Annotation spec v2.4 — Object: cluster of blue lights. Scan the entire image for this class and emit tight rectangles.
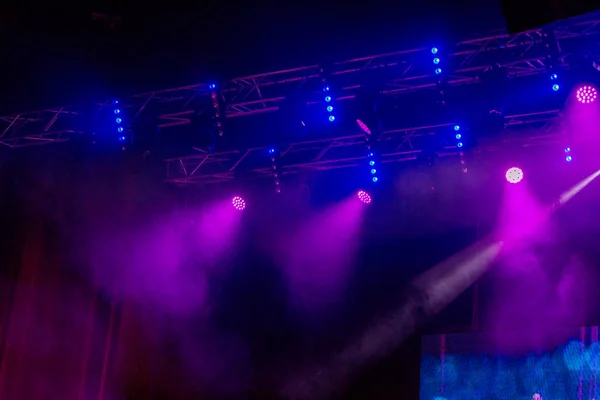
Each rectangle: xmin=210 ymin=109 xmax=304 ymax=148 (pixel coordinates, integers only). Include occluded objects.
xmin=112 ymin=100 xmax=127 ymax=142
xmin=454 ymin=124 xmax=463 ymax=148
xmin=564 ymin=146 xmax=572 ymax=162
xmin=368 ymin=151 xmax=378 ymax=183
xmin=432 ymin=47 xmax=442 ymax=75
xmin=550 ymin=73 xmax=560 ymax=92
xmin=324 ymin=85 xmax=335 ymax=122
xmin=454 ymin=124 xmax=468 ymax=173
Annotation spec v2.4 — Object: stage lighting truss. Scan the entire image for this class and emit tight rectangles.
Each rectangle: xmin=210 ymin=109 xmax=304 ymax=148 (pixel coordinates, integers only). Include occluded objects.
xmin=268 ymin=147 xmax=282 ymax=193
xmin=165 ymin=110 xmax=562 ymax=184
xmin=2 ymin=16 xmax=600 ymax=148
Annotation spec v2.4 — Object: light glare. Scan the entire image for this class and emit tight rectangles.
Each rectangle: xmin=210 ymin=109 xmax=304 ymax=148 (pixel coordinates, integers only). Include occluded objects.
xmin=357 ymin=190 xmax=372 ymax=204
xmin=232 ymin=196 xmax=246 ymax=211
xmin=576 ymin=85 xmax=597 ymax=104
xmin=505 ymin=167 xmax=523 ymax=184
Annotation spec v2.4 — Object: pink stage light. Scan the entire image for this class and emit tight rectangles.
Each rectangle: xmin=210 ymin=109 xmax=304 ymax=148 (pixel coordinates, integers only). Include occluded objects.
xmin=505 ymin=167 xmax=523 ymax=184
xmin=356 ymin=119 xmax=372 ymax=135
xmin=357 ymin=190 xmax=372 ymax=204
xmin=576 ymin=85 xmax=597 ymax=104
xmin=232 ymin=196 xmax=246 ymax=211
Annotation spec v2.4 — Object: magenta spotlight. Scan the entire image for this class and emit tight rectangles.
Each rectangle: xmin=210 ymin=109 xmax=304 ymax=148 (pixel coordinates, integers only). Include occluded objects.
xmin=357 ymin=190 xmax=372 ymax=204
xmin=232 ymin=196 xmax=246 ymax=211
xmin=576 ymin=85 xmax=597 ymax=104
xmin=356 ymin=119 xmax=372 ymax=135
xmin=505 ymin=167 xmax=523 ymax=184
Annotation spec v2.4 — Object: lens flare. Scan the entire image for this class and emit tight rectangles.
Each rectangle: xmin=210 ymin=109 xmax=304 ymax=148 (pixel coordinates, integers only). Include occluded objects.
xmin=505 ymin=167 xmax=523 ymax=184
xmin=357 ymin=190 xmax=372 ymax=204
xmin=232 ymin=196 xmax=246 ymax=211
xmin=576 ymin=85 xmax=597 ymax=104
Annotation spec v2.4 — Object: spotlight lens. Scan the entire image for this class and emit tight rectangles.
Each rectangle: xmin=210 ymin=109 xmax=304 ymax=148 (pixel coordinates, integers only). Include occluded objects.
xmin=357 ymin=190 xmax=372 ymax=204
xmin=566 ymin=155 xmax=572 ymax=162
xmin=505 ymin=167 xmax=523 ymax=184
xmin=435 ymin=68 xmax=442 ymax=74
xmin=550 ymin=73 xmax=558 ymax=80
xmin=116 ymin=118 xmax=122 ymax=123
xmin=369 ymin=160 xmax=375 ymax=166
xmin=372 ymin=177 xmax=378 ymax=182
xmin=576 ymin=85 xmax=597 ymax=103
xmin=329 ymin=115 xmax=335 ymax=122
xmin=457 ymin=142 xmax=463 ymax=148
xmin=431 ymin=47 xmax=438 ymax=54
xmin=327 ymin=105 xmax=333 ymax=112
xmin=454 ymin=125 xmax=460 ymax=131
xmin=455 ymin=133 xmax=462 ymax=140
xmin=232 ymin=196 xmax=246 ymax=211
xmin=114 ymin=109 xmax=121 ymax=114
xmin=325 ymin=96 xmax=332 ymax=102
xmin=117 ymin=127 xmax=124 ymax=133
xmin=564 ymin=147 xmax=571 ymax=153
xmin=552 ymin=84 xmax=560 ymax=91
xmin=433 ymin=58 xmax=440 ymax=64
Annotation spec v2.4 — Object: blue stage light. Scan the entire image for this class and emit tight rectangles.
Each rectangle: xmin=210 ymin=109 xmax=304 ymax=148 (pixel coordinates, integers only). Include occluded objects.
xmin=117 ymin=127 xmax=124 ymax=133
xmin=431 ymin=47 xmax=438 ymax=54
xmin=118 ymin=136 xmax=126 ymax=141
xmin=372 ymin=177 xmax=378 ymax=182
xmin=454 ymin=125 xmax=460 ymax=131
xmin=209 ymin=83 xmax=216 ymax=90
xmin=114 ymin=109 xmax=121 ymax=114
xmin=433 ymin=58 xmax=440 ymax=64
xmin=116 ymin=118 xmax=122 ymax=124
xmin=268 ymin=148 xmax=276 ymax=154
xmin=565 ymin=147 xmax=571 ymax=153
xmin=435 ymin=68 xmax=442 ymax=74
xmin=112 ymin=100 xmax=119 ymax=105
xmin=552 ymin=84 xmax=560 ymax=91
xmin=325 ymin=96 xmax=332 ymax=102
xmin=369 ymin=160 xmax=375 ymax=166
xmin=370 ymin=169 xmax=377 ymax=174
xmin=455 ymin=133 xmax=462 ymax=140
xmin=457 ymin=142 xmax=463 ymax=148
xmin=327 ymin=106 xmax=333 ymax=112
xmin=323 ymin=86 xmax=330 ymax=92
xmin=566 ymin=155 xmax=572 ymax=162
xmin=329 ymin=115 xmax=335 ymax=122
xmin=550 ymin=73 xmax=558 ymax=80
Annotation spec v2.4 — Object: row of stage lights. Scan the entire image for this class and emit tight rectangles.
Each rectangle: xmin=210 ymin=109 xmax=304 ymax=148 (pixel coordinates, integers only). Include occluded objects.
xmin=562 ymin=85 xmax=597 ymax=164
xmin=230 ymin=164 xmax=530 ymax=212
xmin=324 ymin=84 xmax=335 ymax=122
xmin=107 ymin=51 xmax=598 ymax=196
xmin=112 ymin=100 xmax=127 ymax=146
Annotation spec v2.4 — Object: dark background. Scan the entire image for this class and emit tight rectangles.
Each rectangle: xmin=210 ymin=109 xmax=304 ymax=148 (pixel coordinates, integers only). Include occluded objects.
xmin=0 ymin=0 xmax=506 ymax=114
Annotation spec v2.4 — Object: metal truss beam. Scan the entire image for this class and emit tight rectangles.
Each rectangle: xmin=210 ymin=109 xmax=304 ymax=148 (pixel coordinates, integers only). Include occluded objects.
xmin=1 ymin=16 xmax=598 ymax=147
xmin=164 ymin=109 xmax=563 ymax=185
